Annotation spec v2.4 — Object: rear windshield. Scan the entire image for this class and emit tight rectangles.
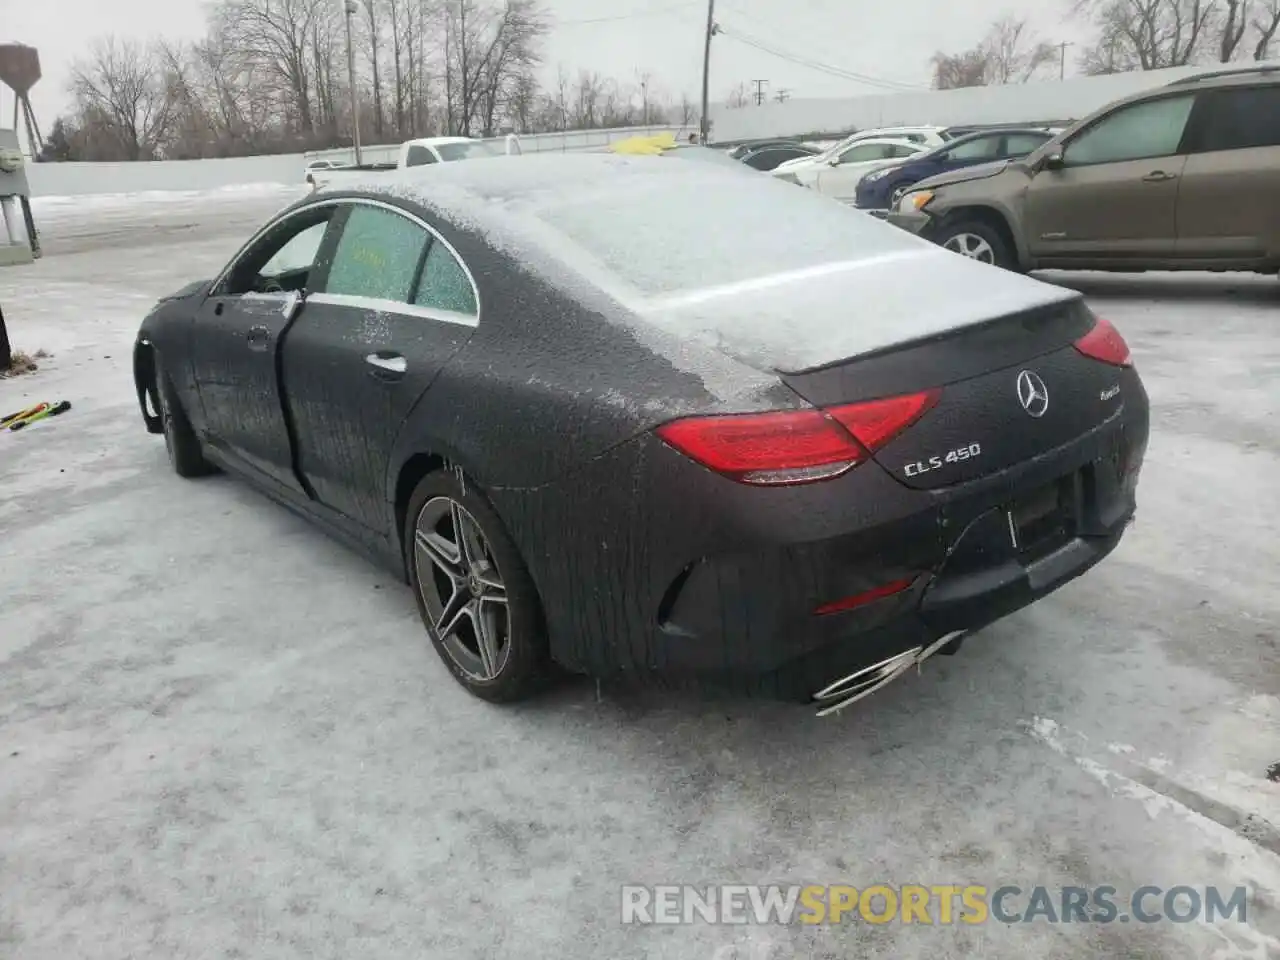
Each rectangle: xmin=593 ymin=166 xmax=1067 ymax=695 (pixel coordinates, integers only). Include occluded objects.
xmin=437 ymin=141 xmax=503 ymax=161
xmin=531 ymin=175 xmax=918 ymax=297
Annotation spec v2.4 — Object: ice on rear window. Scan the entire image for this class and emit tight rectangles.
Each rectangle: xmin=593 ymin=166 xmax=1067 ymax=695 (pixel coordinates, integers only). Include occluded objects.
xmin=529 ymin=176 xmax=921 ymax=296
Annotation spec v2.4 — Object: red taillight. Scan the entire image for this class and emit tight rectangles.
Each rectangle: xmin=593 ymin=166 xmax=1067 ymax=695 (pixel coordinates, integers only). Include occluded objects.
xmin=828 ymin=389 xmax=941 ymax=452
xmin=1074 ymin=317 xmax=1132 ymax=367
xmin=814 ymin=577 xmax=916 ymax=616
xmin=655 ymin=389 xmax=940 ymax=486
xmin=655 ymin=409 xmax=865 ymax=485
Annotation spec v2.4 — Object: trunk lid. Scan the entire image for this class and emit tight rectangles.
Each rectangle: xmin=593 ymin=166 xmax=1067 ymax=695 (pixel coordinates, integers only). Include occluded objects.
xmin=782 ymin=299 xmax=1125 ymax=490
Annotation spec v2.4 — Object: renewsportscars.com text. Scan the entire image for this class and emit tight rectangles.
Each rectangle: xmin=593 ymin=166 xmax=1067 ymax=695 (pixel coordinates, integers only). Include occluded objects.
xmin=621 ymin=884 xmax=1249 ymax=926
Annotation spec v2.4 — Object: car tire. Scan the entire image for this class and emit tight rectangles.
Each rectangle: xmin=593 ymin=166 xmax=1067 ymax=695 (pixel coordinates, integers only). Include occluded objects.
xmin=933 ymin=219 xmax=1017 ymax=271
xmin=154 ymin=355 xmax=216 ymax=478
xmin=404 ymin=470 xmax=550 ymax=703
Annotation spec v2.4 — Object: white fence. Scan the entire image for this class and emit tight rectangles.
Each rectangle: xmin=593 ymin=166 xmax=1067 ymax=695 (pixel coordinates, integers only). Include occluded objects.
xmin=708 ymin=61 xmax=1280 ymax=141
xmin=302 ymin=124 xmax=696 ymax=166
xmin=21 ymin=125 xmax=697 ymax=198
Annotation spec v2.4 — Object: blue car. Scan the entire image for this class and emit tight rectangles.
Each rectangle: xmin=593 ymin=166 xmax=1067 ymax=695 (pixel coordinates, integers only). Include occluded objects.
xmin=854 ymin=128 xmax=1056 ymax=213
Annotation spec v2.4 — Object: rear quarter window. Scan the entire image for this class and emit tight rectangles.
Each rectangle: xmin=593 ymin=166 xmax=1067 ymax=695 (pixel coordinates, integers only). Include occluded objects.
xmin=1197 ymin=86 xmax=1280 ymax=151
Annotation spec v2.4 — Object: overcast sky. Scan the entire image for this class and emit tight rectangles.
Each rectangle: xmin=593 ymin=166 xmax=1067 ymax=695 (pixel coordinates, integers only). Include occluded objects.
xmin=4 ymin=0 xmax=1092 ymax=132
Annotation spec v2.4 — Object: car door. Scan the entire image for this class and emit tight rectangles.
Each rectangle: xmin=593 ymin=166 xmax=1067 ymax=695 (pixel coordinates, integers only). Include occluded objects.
xmin=816 ymin=143 xmax=896 ymax=198
xmin=190 ymin=204 xmax=343 ymax=495
xmin=280 ymin=200 xmax=479 ymax=533
xmin=1174 ymin=84 xmax=1280 ymax=260
xmin=1022 ymin=92 xmax=1197 ymax=260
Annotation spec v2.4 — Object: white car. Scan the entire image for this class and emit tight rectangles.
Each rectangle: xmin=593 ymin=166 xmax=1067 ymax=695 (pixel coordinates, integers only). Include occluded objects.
xmin=772 ymin=126 xmax=948 ymax=178
xmin=306 ymin=136 xmax=508 ymax=190
xmin=771 ymin=138 xmax=927 ymax=202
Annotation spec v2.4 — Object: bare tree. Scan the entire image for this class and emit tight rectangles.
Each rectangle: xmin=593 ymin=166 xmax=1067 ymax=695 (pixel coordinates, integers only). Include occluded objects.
xmin=676 ymin=92 xmax=697 ymax=127
xmin=1218 ymin=0 xmax=1250 ymax=59
xmin=725 ymin=81 xmax=750 ymax=108
xmin=69 ymin=37 xmax=176 ymax=160
xmin=930 ymin=15 xmax=1059 ymax=87
xmin=1073 ymin=0 xmax=1216 ymax=73
xmin=1253 ymin=0 xmax=1280 ymax=57
xmin=572 ymin=70 xmax=603 ymax=127
xmin=362 ymin=0 xmax=385 ymax=137
xmin=218 ymin=0 xmax=324 ymax=133
xmin=985 ymin=15 xmax=1060 ymax=81
xmin=931 ymin=49 xmax=992 ymax=87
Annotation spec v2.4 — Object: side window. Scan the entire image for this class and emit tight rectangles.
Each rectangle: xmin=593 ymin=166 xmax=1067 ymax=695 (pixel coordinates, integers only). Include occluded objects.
xmin=405 ymin=144 xmax=437 ymax=167
xmin=1002 ymin=133 xmax=1050 ymax=157
xmin=905 ymin=134 xmax=927 ymax=143
xmin=325 ymin=205 xmax=430 ymax=302
xmin=1063 ymin=94 xmax=1195 ymax=166
xmin=743 ymin=149 xmax=789 ymax=169
xmin=414 ymin=240 xmax=477 ymax=316
xmin=1197 ymin=87 xmax=1280 ymax=151
xmin=260 ymin=222 xmax=329 ymax=280
xmin=943 ymin=136 xmax=1001 ymax=161
xmin=221 ymin=209 xmax=338 ymax=296
xmin=841 ymin=144 xmax=881 ymax=163
xmin=890 ymin=144 xmax=920 ymax=158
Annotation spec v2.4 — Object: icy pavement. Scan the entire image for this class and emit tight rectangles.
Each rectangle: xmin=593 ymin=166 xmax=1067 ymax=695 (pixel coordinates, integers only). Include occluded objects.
xmin=1 ymin=192 xmax=1278 ymax=960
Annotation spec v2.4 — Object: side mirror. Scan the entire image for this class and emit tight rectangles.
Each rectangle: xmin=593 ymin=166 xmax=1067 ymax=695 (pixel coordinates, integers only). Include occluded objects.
xmin=1043 ymin=152 xmax=1065 ymax=171
xmin=827 ymin=156 xmax=841 ymax=166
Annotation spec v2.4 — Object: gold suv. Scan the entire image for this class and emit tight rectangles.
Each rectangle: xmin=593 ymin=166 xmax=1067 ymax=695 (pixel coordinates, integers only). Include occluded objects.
xmin=885 ymin=65 xmax=1280 ymax=276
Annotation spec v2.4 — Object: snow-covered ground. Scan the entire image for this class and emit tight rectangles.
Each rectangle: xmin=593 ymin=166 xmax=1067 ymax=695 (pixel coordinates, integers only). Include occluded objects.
xmin=1 ymin=189 xmax=1278 ymax=960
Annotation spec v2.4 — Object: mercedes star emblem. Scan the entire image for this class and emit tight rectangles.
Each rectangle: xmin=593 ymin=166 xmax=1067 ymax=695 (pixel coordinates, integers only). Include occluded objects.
xmin=1016 ymin=370 xmax=1049 ymax=418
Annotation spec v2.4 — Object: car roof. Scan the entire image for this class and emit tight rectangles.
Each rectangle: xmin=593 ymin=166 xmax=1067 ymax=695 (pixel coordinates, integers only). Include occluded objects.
xmin=405 ymin=136 xmax=477 ymax=147
xmin=836 ymin=137 xmax=927 ymax=149
xmin=915 ymin=126 xmax=1053 ymax=154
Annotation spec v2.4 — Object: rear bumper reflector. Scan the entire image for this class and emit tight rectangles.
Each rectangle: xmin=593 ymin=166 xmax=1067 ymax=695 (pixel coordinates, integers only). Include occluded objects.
xmin=814 ymin=576 xmax=916 ymax=616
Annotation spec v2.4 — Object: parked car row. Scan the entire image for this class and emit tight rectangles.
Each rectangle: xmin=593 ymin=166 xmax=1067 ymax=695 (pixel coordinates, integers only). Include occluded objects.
xmin=885 ymin=65 xmax=1280 ymax=276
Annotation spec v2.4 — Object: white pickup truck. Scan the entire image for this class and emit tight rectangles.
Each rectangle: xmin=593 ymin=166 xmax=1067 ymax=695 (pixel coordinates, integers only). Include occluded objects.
xmin=305 ymin=135 xmax=518 ymax=190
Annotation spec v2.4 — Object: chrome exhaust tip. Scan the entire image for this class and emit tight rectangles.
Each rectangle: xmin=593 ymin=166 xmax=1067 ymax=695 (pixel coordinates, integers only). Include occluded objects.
xmin=813 ymin=647 xmax=921 ymax=718
xmin=812 ymin=630 xmax=968 ymax=718
xmin=917 ymin=629 xmax=967 ymax=663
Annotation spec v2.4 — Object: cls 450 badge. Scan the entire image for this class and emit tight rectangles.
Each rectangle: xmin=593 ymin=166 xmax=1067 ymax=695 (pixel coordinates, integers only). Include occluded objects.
xmin=903 ymin=443 xmax=982 ymax=478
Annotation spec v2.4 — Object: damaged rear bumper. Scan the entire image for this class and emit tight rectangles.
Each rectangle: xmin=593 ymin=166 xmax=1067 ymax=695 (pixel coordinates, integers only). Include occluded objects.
xmin=491 ymin=395 xmax=1147 ymax=706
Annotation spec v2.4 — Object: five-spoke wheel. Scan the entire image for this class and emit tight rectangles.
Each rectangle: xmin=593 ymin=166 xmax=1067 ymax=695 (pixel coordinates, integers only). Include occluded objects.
xmin=404 ymin=470 xmax=548 ymax=702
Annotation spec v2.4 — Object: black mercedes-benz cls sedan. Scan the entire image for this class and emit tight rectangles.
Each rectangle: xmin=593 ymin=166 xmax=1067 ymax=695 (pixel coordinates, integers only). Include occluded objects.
xmin=133 ymin=152 xmax=1148 ymax=715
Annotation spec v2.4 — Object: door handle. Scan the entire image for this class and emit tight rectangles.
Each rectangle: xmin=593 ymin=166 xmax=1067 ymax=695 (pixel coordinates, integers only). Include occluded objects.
xmin=1142 ymin=171 xmax=1177 ymax=182
xmin=365 ymin=352 xmax=407 ymax=378
xmin=246 ymin=325 xmax=271 ymax=351
xmin=214 ymin=301 xmax=225 ymax=316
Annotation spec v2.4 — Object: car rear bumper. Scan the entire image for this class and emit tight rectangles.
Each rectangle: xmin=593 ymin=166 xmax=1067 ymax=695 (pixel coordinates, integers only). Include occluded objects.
xmin=491 ymin=376 xmax=1148 ymax=702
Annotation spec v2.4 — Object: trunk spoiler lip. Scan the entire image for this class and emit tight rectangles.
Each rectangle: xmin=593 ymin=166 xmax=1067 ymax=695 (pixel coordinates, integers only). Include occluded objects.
xmin=773 ymin=295 xmax=1092 ymax=378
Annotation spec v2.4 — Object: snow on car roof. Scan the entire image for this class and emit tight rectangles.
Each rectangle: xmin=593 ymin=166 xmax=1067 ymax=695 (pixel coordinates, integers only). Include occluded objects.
xmin=337 ymin=153 xmax=1078 ymax=376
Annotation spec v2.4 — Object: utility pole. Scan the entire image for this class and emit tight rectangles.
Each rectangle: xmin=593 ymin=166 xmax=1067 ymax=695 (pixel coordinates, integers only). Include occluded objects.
xmin=1057 ymin=41 xmax=1074 ymax=80
xmin=774 ymin=88 xmax=792 ymax=104
xmin=751 ymin=79 xmax=768 ymax=105
xmin=343 ymin=0 xmax=363 ymax=165
xmin=699 ymin=0 xmax=718 ymax=143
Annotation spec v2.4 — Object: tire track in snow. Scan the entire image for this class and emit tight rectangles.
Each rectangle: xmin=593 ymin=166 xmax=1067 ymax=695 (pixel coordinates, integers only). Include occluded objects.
xmin=1024 ymin=715 xmax=1280 ymax=958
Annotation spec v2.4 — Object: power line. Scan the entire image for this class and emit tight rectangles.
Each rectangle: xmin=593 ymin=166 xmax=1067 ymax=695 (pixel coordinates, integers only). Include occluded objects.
xmin=556 ymin=3 xmax=700 ymax=26
xmin=719 ymin=25 xmax=927 ymax=91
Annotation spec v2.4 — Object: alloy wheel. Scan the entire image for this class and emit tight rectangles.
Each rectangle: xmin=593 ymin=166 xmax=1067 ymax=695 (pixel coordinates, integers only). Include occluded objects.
xmin=942 ymin=232 xmax=996 ymax=263
xmin=413 ymin=495 xmax=511 ymax=681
